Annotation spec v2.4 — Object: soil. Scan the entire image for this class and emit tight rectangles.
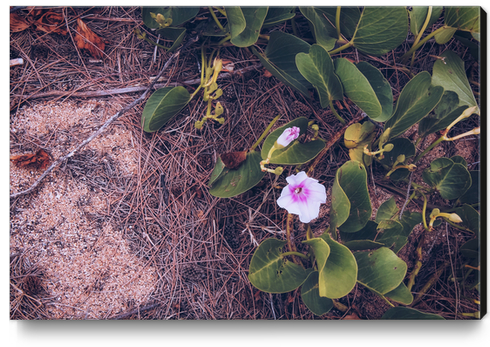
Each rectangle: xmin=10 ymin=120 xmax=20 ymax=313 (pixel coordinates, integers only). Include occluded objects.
xmin=9 ymin=7 xmax=481 ymax=320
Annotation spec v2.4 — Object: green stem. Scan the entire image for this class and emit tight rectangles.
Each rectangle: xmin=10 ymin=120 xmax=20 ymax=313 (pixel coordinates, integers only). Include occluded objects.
xmin=335 ymin=7 xmax=342 ymax=41
xmin=282 ymin=251 xmax=309 ymax=260
xmin=217 ymin=34 xmax=231 ymax=46
xmin=421 ymin=192 xmax=430 ymax=232
xmin=250 ymin=114 xmax=282 ymax=151
xmin=410 ymin=6 xmax=432 ymax=68
xmin=328 ymin=40 xmax=354 ymax=55
xmin=208 ymin=6 xmax=225 ymax=32
xmin=400 ymin=25 xmax=448 ymax=62
xmin=329 ymin=99 xmax=346 ymax=124
xmin=214 ymin=6 xmax=226 ymax=17
xmin=413 ymin=135 xmax=445 ymax=164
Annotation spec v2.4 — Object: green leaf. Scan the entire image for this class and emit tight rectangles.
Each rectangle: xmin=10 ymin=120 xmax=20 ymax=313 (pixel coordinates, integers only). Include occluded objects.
xmin=208 ymin=155 xmax=226 ymax=187
xmin=351 ymin=7 xmax=408 ymax=56
xmin=381 ymin=307 xmax=445 ymax=320
xmin=303 ymin=238 xmax=330 ymax=295
xmin=252 ymin=31 xmax=312 ymax=98
xmin=434 ymin=27 xmax=458 ymax=44
xmin=379 ymin=138 xmax=416 ymax=181
xmin=341 ymin=221 xmax=384 ymax=251
xmin=399 ymin=211 xmax=422 ymax=238
xmin=384 ymin=72 xmax=444 ymax=140
xmin=376 ymin=197 xmax=399 ymax=223
xmin=263 ymin=7 xmax=295 ymax=27
xmin=458 ymin=171 xmax=480 ymax=205
xmin=301 ymin=271 xmax=334 ymax=316
xmin=261 ymin=117 xmax=325 ymax=165
xmin=156 ymin=27 xmax=187 ymax=52
xmin=141 ymin=86 xmax=191 ymax=132
xmin=320 ymin=7 xmax=361 ymax=39
xmin=248 ymin=238 xmax=312 ymax=293
xmin=334 ymin=59 xmax=392 ymax=122
xmin=318 ymin=233 xmax=358 ymax=299
xmin=445 ymin=7 xmax=480 ymax=40
xmin=432 ymin=50 xmax=479 ymax=110
xmin=418 ymin=92 xmax=467 ymax=138
xmin=384 ymin=282 xmax=413 ymax=305
xmin=226 ymin=7 xmax=268 ymax=47
xmin=376 ymin=219 xmax=407 ymax=254
xmin=295 ymin=44 xmax=343 ymax=108
xmin=330 ymin=164 xmax=351 ymax=232
xmin=209 ymin=151 xmax=265 ymax=198
xmin=333 ymin=161 xmax=372 ymax=233
xmin=142 ymin=7 xmax=199 ymax=28
xmin=454 ymin=204 xmax=480 ymax=235
xmin=355 ymin=247 xmax=407 ymax=296
xmin=422 ymin=157 xmax=472 ymax=200
xmin=460 ymin=238 xmax=479 ymax=259
xmin=298 ymin=7 xmax=338 ymax=51
xmin=409 ymin=7 xmax=443 ymax=36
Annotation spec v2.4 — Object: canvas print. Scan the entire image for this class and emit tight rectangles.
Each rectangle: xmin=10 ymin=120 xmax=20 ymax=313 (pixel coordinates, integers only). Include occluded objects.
xmin=10 ymin=6 xmax=483 ymax=320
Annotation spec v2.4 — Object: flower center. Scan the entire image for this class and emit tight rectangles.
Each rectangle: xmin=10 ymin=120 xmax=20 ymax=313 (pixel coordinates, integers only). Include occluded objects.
xmin=294 ymin=187 xmax=302 ymax=194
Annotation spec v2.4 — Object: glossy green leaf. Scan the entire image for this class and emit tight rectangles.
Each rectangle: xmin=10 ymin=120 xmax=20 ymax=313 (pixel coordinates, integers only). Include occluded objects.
xmin=156 ymin=27 xmax=187 ymax=52
xmin=318 ymin=233 xmax=358 ymax=299
xmin=432 ymin=50 xmax=479 ymax=110
xmin=227 ymin=7 xmax=268 ymax=47
xmin=418 ymin=92 xmax=467 ymax=138
xmin=333 ymin=161 xmax=372 ymax=233
xmin=399 ymin=211 xmax=422 ymax=238
xmin=422 ymin=157 xmax=472 ymax=200
xmin=141 ymin=86 xmax=191 ymax=132
xmin=263 ymin=7 xmax=295 ymax=27
xmin=303 ymin=238 xmax=330 ymax=295
xmin=208 ymin=155 xmax=226 ymax=187
xmin=355 ymin=247 xmax=407 ymax=296
xmin=261 ymin=117 xmax=325 ymax=165
xmin=252 ymin=31 xmax=312 ymax=98
xmin=330 ymin=165 xmax=351 ymax=232
xmin=301 ymin=271 xmax=334 ymax=316
xmin=384 ymin=72 xmax=444 ymax=140
xmin=381 ymin=307 xmax=445 ymax=320
xmin=298 ymin=7 xmax=337 ymax=51
xmin=375 ymin=197 xmax=398 ymax=223
xmin=334 ymin=59 xmax=393 ymax=122
xmin=378 ymin=138 xmax=416 ymax=181
xmin=351 ymin=7 xmax=408 ymax=56
xmin=458 ymin=171 xmax=480 ymax=205
xmin=384 ymin=282 xmax=413 ymax=305
xmin=209 ymin=151 xmax=265 ymax=198
xmin=320 ymin=7 xmax=361 ymax=39
xmin=248 ymin=238 xmax=312 ymax=293
xmin=409 ymin=7 xmax=443 ymax=36
xmin=434 ymin=27 xmax=458 ymax=44
xmin=142 ymin=7 xmax=199 ymax=28
xmin=460 ymin=238 xmax=479 ymax=259
xmin=341 ymin=221 xmax=382 ymax=251
xmin=296 ymin=44 xmax=343 ymax=108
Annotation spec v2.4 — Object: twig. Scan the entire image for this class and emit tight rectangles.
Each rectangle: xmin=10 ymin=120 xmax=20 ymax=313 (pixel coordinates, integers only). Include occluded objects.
xmin=11 ymin=64 xmax=262 ymax=101
xmin=10 ymin=35 xmax=199 ymax=200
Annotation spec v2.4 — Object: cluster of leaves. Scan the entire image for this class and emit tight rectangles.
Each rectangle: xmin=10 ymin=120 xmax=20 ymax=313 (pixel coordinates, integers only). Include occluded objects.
xmin=137 ymin=6 xmax=481 ymax=319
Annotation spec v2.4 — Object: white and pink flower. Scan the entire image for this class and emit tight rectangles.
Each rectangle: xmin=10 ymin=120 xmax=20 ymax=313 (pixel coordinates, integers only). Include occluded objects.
xmin=277 ymin=171 xmax=326 ymax=223
xmin=276 ymin=126 xmax=300 ymax=148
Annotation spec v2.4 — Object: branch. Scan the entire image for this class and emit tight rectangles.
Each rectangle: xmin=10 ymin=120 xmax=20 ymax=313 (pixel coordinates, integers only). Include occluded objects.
xmin=10 ymin=35 xmax=199 ymax=200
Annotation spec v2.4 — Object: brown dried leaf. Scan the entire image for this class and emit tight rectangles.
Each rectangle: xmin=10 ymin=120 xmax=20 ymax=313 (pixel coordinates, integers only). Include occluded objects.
xmin=220 ymin=151 xmax=247 ymax=170
xmin=74 ymin=18 xmax=105 ymax=59
xmin=10 ymin=12 xmax=31 ymax=32
xmin=33 ymin=10 xmax=67 ymax=35
xmin=11 ymin=149 xmax=51 ymax=170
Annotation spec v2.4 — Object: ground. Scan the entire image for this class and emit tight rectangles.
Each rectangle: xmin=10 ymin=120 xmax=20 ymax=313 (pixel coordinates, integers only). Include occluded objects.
xmin=9 ymin=7 xmax=481 ymax=320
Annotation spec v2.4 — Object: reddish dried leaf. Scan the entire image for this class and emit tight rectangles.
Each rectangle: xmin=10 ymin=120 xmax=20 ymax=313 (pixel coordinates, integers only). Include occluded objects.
xmin=74 ymin=18 xmax=105 ymax=59
xmin=33 ymin=10 xmax=67 ymax=35
xmin=263 ymin=69 xmax=273 ymax=78
xmin=10 ymin=12 xmax=31 ymax=32
xmin=11 ymin=149 xmax=51 ymax=170
xmin=220 ymin=151 xmax=247 ymax=169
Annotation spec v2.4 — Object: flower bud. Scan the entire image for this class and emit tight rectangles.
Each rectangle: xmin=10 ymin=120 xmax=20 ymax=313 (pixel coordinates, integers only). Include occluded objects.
xmin=275 ymin=126 xmax=300 ymax=148
xmin=274 ymin=166 xmax=284 ymax=175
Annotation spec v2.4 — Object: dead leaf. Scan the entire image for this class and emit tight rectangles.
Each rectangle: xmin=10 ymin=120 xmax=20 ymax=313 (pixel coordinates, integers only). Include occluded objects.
xmin=11 ymin=149 xmax=51 ymax=170
xmin=263 ymin=69 xmax=273 ymax=78
xmin=220 ymin=151 xmax=247 ymax=170
xmin=74 ymin=18 xmax=105 ymax=59
xmin=10 ymin=12 xmax=31 ymax=32
xmin=33 ymin=10 xmax=67 ymax=35
xmin=342 ymin=313 xmax=361 ymax=320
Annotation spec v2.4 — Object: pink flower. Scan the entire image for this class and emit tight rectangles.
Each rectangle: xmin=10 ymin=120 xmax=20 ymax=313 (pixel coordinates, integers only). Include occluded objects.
xmin=277 ymin=171 xmax=326 ymax=223
xmin=276 ymin=126 xmax=300 ymax=148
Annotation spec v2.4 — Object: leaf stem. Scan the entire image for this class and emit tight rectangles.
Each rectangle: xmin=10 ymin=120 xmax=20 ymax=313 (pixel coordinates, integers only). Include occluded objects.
xmin=400 ymin=25 xmax=447 ymax=63
xmin=208 ymin=6 xmax=225 ymax=32
xmin=250 ymin=114 xmax=282 ymax=151
xmin=281 ymin=251 xmax=309 ymax=260
xmin=328 ymin=40 xmax=354 ymax=55
xmin=410 ymin=6 xmax=433 ymax=68
xmin=329 ymin=99 xmax=346 ymax=124
xmin=335 ymin=7 xmax=342 ymax=41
